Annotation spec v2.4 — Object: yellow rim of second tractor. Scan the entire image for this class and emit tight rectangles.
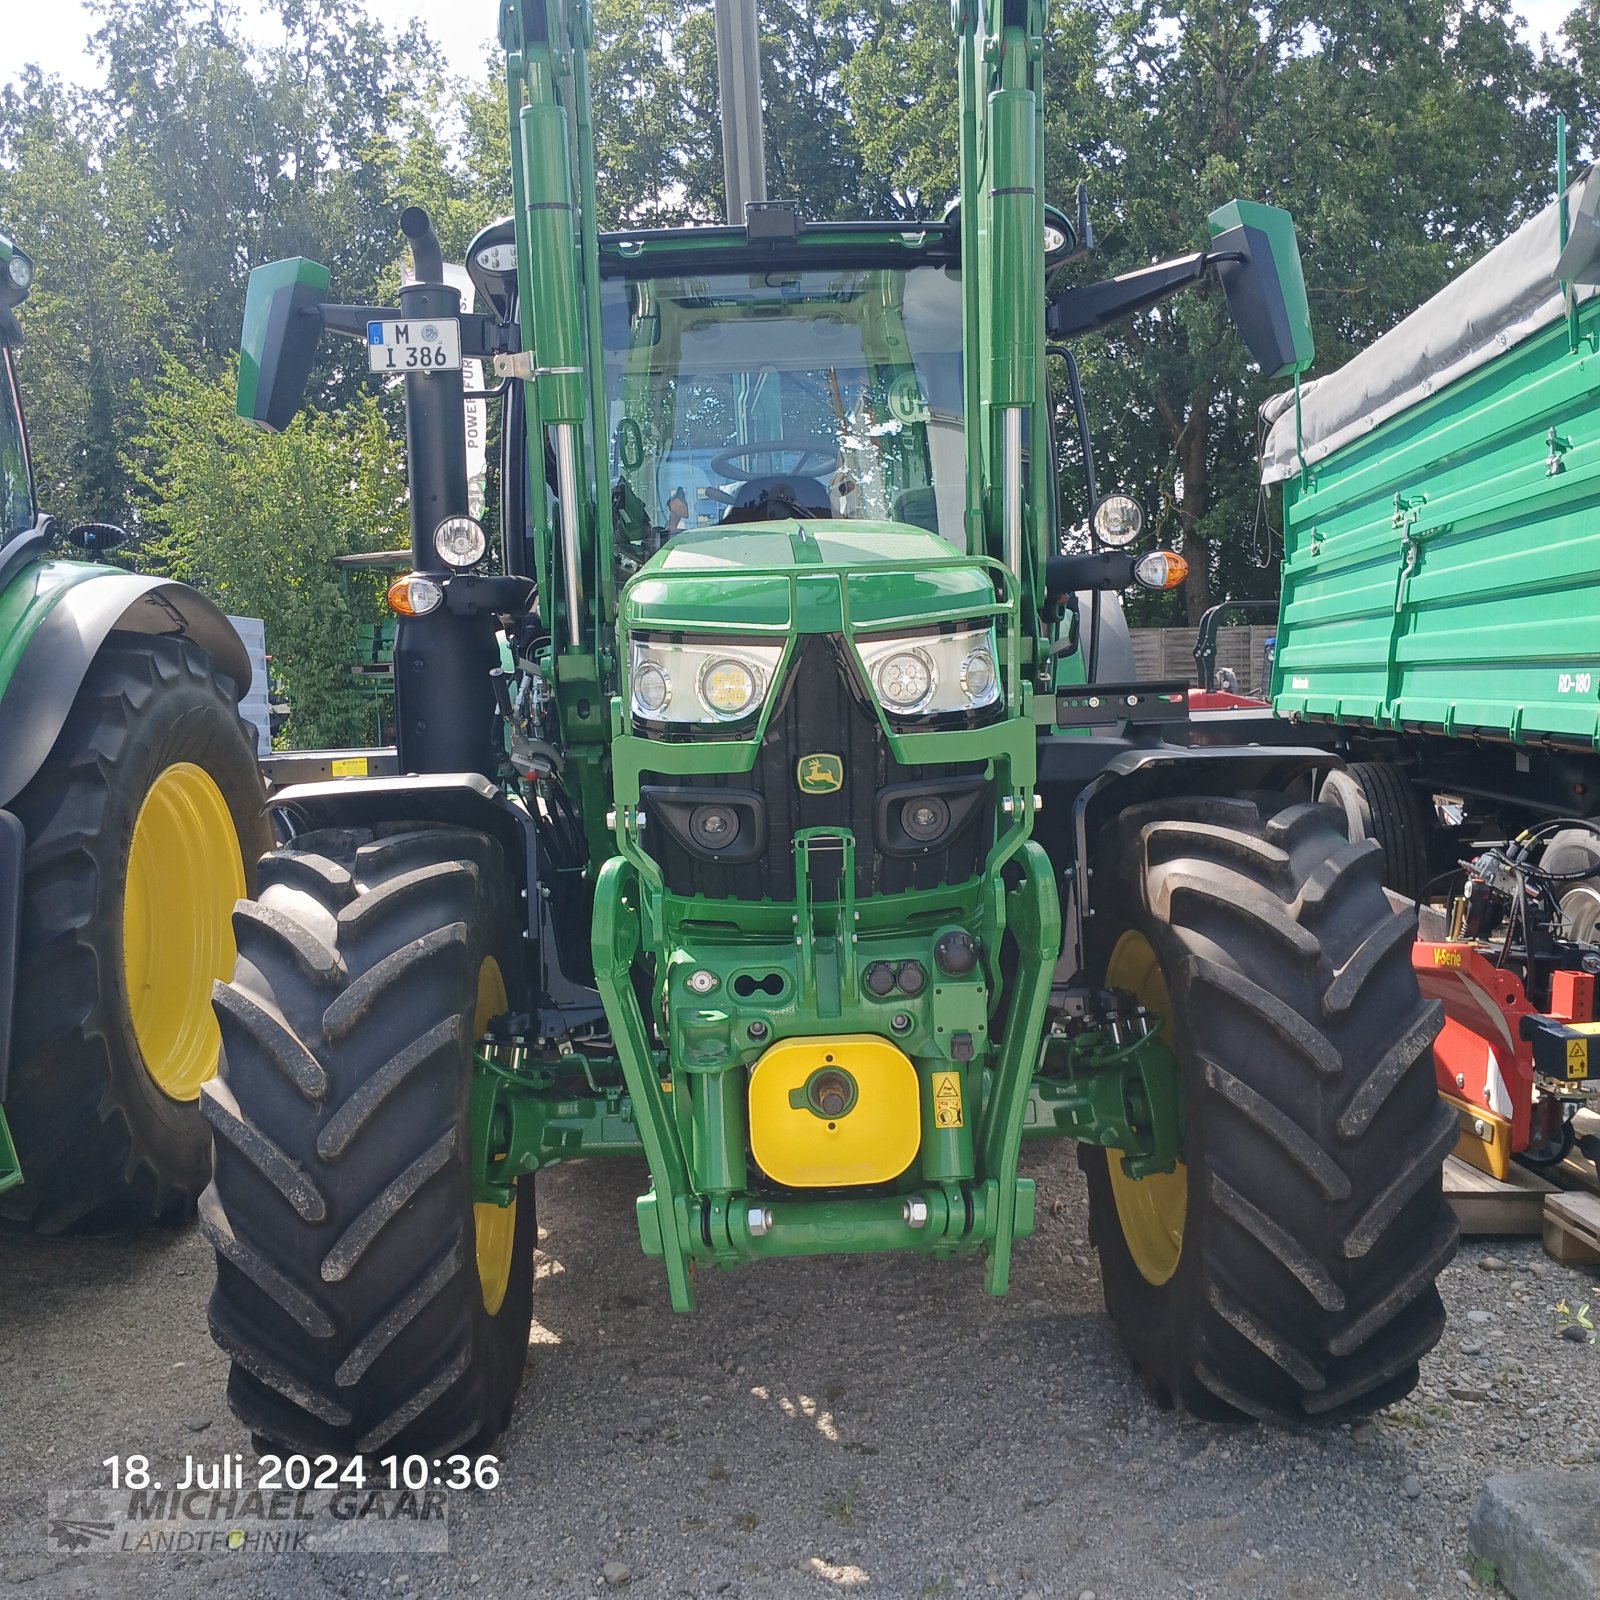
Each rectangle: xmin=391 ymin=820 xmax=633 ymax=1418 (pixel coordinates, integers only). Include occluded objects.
xmin=122 ymin=761 xmax=244 ymax=1102
xmin=473 ymin=956 xmax=517 ymax=1316
xmin=1104 ymin=928 xmax=1188 ymax=1287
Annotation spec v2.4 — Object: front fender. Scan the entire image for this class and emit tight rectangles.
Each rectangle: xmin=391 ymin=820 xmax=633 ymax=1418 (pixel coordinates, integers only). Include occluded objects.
xmin=0 ymin=559 xmax=252 ymax=808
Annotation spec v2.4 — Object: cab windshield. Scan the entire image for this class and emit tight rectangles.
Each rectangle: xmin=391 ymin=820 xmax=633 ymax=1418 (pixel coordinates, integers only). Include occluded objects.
xmin=600 ymin=263 xmax=964 ymax=547
xmin=0 ymin=350 xmax=34 ymax=542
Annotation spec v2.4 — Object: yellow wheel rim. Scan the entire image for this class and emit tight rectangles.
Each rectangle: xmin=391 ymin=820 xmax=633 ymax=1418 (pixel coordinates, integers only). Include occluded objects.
xmin=472 ymin=956 xmax=516 ymax=1316
xmin=122 ymin=761 xmax=244 ymax=1102
xmin=1104 ymin=928 xmax=1187 ymax=1286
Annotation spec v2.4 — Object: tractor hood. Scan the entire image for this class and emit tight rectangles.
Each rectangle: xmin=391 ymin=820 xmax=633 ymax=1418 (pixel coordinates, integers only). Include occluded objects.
xmin=623 ymin=521 xmax=998 ymax=635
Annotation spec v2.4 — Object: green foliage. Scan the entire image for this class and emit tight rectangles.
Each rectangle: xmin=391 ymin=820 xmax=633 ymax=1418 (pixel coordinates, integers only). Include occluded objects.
xmin=1554 ymin=1298 xmax=1595 ymax=1338
xmin=1 ymin=0 xmax=1582 ymax=651
xmin=0 ymin=0 xmax=442 ymax=531
xmin=133 ymin=358 xmax=406 ymax=749
xmin=843 ymin=0 xmax=1557 ymax=618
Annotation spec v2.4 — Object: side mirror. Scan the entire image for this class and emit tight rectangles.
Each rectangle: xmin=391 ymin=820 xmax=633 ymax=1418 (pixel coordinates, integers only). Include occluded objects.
xmin=1 ymin=235 xmax=34 ymax=347
xmin=66 ymin=522 xmax=127 ymax=553
xmin=0 ymin=236 xmax=33 ymax=310
xmin=1207 ymin=201 xmax=1314 ymax=379
xmin=237 ymin=257 xmax=330 ymax=431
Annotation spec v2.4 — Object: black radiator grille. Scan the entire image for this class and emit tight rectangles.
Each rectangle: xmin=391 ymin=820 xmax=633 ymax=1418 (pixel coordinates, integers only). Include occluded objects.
xmin=641 ymin=636 xmax=992 ymax=903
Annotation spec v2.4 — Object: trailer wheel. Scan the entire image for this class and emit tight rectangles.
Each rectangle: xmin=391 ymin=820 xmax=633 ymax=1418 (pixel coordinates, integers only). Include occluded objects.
xmin=1 ymin=635 xmax=269 ymax=1233
xmin=1081 ymin=796 xmax=1457 ymax=1421
xmin=202 ymin=824 xmax=534 ymax=1456
xmin=1540 ymin=828 xmax=1600 ymax=944
xmin=1318 ymin=763 xmax=1431 ymax=903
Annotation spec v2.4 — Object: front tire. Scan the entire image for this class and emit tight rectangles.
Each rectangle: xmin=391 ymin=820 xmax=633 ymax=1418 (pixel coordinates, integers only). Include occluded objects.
xmin=202 ymin=824 xmax=535 ymax=1457
xmin=1082 ymin=796 xmax=1457 ymax=1421
xmin=2 ymin=635 xmax=269 ymax=1232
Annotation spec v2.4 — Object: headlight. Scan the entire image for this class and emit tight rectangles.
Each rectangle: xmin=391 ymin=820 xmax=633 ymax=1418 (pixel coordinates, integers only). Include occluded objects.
xmin=1092 ymin=493 xmax=1144 ymax=548
xmin=629 ymin=636 xmax=784 ymax=726
xmin=434 ymin=514 xmax=487 ymax=568
xmin=857 ymin=624 xmax=1002 ymax=720
xmin=873 ymin=647 xmax=936 ymax=713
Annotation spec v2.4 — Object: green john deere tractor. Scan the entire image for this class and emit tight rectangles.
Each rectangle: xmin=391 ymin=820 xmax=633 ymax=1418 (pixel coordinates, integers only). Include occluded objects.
xmin=203 ymin=0 xmax=1458 ymax=1455
xmin=0 ymin=232 xmax=270 ymax=1231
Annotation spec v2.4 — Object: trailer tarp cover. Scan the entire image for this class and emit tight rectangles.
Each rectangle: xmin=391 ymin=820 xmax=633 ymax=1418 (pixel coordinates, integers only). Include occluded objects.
xmin=1260 ymin=170 xmax=1599 ymax=484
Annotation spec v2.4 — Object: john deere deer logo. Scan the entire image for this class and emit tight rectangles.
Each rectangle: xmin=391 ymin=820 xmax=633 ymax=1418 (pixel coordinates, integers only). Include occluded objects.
xmin=797 ymin=754 xmax=843 ymax=794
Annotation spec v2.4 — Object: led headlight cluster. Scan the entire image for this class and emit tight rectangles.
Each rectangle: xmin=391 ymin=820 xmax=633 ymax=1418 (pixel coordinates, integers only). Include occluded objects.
xmin=629 ymin=636 xmax=784 ymax=725
xmin=856 ymin=624 xmax=1001 ymax=719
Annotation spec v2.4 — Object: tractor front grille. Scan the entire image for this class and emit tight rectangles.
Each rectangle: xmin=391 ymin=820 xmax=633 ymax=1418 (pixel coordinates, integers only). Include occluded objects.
xmin=640 ymin=636 xmax=992 ymax=903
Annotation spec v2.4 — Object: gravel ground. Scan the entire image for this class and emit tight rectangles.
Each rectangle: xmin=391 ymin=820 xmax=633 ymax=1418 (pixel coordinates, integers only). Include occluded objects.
xmin=2 ymin=1142 xmax=1598 ymax=1600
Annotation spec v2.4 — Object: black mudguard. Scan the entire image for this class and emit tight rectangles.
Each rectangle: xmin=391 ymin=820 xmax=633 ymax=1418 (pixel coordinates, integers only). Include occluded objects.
xmin=0 ymin=573 xmax=253 ymax=809
xmin=1036 ymin=737 xmax=1341 ymax=982
xmin=267 ymin=770 xmax=540 ymax=933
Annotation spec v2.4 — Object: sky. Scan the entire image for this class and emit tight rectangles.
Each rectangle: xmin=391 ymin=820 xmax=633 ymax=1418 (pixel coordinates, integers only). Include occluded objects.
xmin=2 ymin=0 xmax=1583 ymax=95
xmin=4 ymin=2 xmax=503 ymax=93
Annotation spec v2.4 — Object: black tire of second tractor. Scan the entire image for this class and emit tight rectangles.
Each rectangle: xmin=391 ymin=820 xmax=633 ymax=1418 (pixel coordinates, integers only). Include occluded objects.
xmin=1 ymin=634 xmax=269 ymax=1233
xmin=1318 ymin=762 xmax=1431 ymax=904
xmin=1081 ymin=796 xmax=1458 ymax=1422
xmin=202 ymin=824 xmax=536 ymax=1457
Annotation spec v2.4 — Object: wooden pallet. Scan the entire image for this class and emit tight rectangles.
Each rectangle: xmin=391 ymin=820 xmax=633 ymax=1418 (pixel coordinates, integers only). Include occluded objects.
xmin=1444 ymin=1155 xmax=1557 ymax=1236
xmin=1554 ymin=1108 xmax=1600 ymax=1198
xmin=1543 ymin=1190 xmax=1600 ymax=1266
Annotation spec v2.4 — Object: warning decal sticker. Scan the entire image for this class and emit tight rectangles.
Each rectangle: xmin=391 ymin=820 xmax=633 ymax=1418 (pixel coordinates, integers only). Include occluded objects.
xmin=932 ymin=1071 xmax=963 ymax=1129
xmin=1568 ymin=1038 xmax=1589 ymax=1081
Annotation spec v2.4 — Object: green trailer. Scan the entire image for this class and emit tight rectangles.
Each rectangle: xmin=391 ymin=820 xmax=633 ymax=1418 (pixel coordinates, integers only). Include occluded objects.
xmin=1261 ymin=155 xmax=1600 ymax=1178
xmin=1263 ymin=160 xmax=1600 ymax=875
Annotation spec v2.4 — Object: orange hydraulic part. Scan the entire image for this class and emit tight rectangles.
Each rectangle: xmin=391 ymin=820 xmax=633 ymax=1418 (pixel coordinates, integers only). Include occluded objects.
xmin=1414 ymin=940 xmax=1598 ymax=1178
xmin=1415 ymin=942 xmax=1536 ymax=1179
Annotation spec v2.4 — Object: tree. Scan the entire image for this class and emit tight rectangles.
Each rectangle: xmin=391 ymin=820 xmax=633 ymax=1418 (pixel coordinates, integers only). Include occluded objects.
xmin=843 ymin=0 xmax=1554 ymax=618
xmin=134 ymin=358 xmax=407 ymax=748
xmin=0 ymin=0 xmax=440 ymax=530
xmin=1078 ymin=0 xmax=1551 ymax=618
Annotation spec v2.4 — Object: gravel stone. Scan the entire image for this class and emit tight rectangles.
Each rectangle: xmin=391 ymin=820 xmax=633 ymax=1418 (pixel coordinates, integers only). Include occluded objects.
xmin=4 ymin=1155 xmax=1599 ymax=1600
xmin=1403 ymin=1474 xmax=1425 ymax=1500
xmin=1470 ymin=1471 xmax=1600 ymax=1600
xmin=602 ymin=1560 xmax=633 ymax=1585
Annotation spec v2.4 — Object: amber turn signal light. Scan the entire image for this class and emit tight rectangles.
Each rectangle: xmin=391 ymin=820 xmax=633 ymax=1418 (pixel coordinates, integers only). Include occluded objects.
xmin=1133 ymin=551 xmax=1188 ymax=590
xmin=386 ymin=573 xmax=444 ymax=616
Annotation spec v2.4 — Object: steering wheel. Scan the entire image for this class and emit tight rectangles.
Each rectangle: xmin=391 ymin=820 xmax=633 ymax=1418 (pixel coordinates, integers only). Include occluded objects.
xmin=709 ymin=439 xmax=841 ymax=482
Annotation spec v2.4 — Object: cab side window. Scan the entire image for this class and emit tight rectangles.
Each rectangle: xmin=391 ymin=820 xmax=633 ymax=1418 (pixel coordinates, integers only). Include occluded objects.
xmin=0 ymin=350 xmax=35 ymax=540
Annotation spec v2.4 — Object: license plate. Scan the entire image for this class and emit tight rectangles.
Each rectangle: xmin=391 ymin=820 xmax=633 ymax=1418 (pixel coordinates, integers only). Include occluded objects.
xmin=367 ymin=318 xmax=461 ymax=373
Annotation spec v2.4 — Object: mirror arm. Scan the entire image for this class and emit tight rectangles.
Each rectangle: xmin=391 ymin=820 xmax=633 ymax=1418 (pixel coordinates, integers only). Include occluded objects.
xmin=1043 ymin=551 xmax=1137 ymax=597
xmin=315 ymin=305 xmax=518 ymax=361
xmin=317 ymin=304 xmax=401 ymax=341
xmin=1046 ymin=251 xmax=1209 ymax=339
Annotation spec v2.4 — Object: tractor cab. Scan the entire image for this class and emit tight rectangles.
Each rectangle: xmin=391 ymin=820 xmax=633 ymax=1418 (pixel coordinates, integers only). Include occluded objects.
xmin=596 ymin=225 xmax=966 ymax=551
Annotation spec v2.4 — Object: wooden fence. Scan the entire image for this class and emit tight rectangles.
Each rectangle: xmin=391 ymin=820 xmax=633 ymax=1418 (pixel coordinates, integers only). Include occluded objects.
xmin=1128 ymin=625 xmax=1277 ymax=696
